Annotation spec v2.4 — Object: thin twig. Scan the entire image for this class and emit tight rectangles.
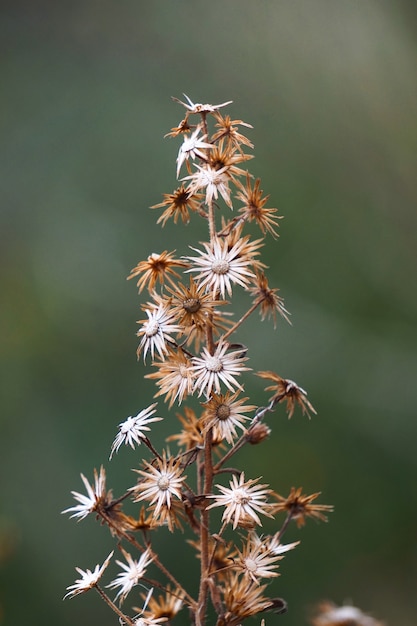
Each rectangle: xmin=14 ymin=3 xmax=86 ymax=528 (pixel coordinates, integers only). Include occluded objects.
xmin=222 ymin=299 xmax=261 ymax=341
xmin=94 ymin=585 xmax=135 ymax=625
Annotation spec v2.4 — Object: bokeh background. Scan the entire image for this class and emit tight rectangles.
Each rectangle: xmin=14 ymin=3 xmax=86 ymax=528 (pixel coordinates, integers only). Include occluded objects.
xmin=1 ymin=1 xmax=416 ymax=625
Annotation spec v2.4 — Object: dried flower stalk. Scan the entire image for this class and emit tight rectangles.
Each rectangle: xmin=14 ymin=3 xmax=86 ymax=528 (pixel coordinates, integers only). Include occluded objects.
xmin=63 ymin=95 xmax=336 ymax=626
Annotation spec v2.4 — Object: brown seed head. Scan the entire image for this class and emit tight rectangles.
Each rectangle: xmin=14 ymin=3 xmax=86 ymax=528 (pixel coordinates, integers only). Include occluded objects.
xmin=152 ymin=185 xmax=203 ymax=226
xmin=272 ymin=487 xmax=333 ymax=527
xmin=128 ymin=250 xmax=189 ymax=293
xmin=257 ymin=371 xmax=316 ymax=418
xmin=246 ymin=421 xmax=271 ymax=445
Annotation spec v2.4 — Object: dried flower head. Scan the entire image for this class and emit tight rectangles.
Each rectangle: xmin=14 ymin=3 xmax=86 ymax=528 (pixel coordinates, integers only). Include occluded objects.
xmin=62 ymin=466 xmax=111 ymax=521
xmin=222 ymin=573 xmax=274 ymax=624
xmin=207 ymin=139 xmax=252 ymax=179
xmin=185 ymin=235 xmax=262 ymax=298
xmin=212 ymin=113 xmax=254 ymax=150
xmin=272 ymin=487 xmax=333 ymax=527
xmin=311 ymin=602 xmax=384 ymax=626
xmin=64 ymin=551 xmax=113 ymax=599
xmin=137 ymin=302 xmax=181 ymax=362
xmin=208 ymin=472 xmax=274 ymax=530
xmin=164 ymin=116 xmax=193 ymax=138
xmin=152 ymin=185 xmax=203 ymax=226
xmin=249 ymin=271 xmax=291 ymax=326
xmin=107 ymin=547 xmax=153 ymax=604
xmin=183 ymin=163 xmax=233 ymax=208
xmin=146 ymin=348 xmax=195 ymax=408
xmin=235 ymin=173 xmax=282 ymax=237
xmin=192 ymin=339 xmax=250 ymax=399
xmin=201 ymin=391 xmax=255 ymax=444
xmin=172 ymin=94 xmax=233 ymax=115
xmin=128 ymin=251 xmax=188 ymax=293
xmin=233 ymin=537 xmax=283 ymax=584
xmin=176 ymin=126 xmax=213 ymax=177
xmin=246 ymin=421 xmax=271 ymax=445
xmin=167 ymin=277 xmax=229 ymax=348
xmin=257 ymin=370 xmax=317 ymax=418
xmin=110 ymin=403 xmax=162 ymax=459
xmin=131 ymin=453 xmax=186 ymax=517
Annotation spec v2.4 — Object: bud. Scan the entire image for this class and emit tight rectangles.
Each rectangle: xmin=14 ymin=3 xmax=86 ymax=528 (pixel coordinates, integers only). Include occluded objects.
xmin=247 ymin=422 xmax=271 ymax=444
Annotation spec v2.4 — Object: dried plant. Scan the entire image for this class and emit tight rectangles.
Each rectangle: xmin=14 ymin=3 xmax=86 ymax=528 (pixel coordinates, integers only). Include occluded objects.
xmin=310 ymin=601 xmax=385 ymax=626
xmin=63 ymin=95 xmax=345 ymax=626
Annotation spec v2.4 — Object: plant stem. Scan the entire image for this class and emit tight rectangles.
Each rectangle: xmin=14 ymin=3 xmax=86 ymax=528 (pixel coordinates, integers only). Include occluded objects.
xmin=222 ymin=299 xmax=261 ymax=341
xmin=100 ymin=524 xmax=196 ymax=609
xmin=94 ymin=585 xmax=135 ymax=625
xmin=196 ymin=427 xmax=214 ymax=626
xmin=275 ymin=510 xmax=293 ymax=541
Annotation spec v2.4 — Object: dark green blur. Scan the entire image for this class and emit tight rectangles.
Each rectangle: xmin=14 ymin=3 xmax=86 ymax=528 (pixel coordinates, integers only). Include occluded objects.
xmin=1 ymin=1 xmax=416 ymax=624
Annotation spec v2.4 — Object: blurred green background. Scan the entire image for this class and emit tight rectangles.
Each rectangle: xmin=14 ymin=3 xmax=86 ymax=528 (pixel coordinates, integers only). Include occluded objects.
xmin=1 ymin=1 xmax=416 ymax=624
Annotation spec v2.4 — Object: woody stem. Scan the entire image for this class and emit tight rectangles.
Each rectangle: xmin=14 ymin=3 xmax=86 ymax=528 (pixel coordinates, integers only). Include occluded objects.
xmin=94 ymin=585 xmax=135 ymax=625
xmin=222 ymin=299 xmax=261 ymax=341
xmin=196 ymin=427 xmax=214 ymax=626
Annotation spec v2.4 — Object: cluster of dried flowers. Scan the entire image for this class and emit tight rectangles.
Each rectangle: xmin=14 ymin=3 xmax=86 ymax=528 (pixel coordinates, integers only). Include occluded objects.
xmin=62 ymin=96 xmax=380 ymax=626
